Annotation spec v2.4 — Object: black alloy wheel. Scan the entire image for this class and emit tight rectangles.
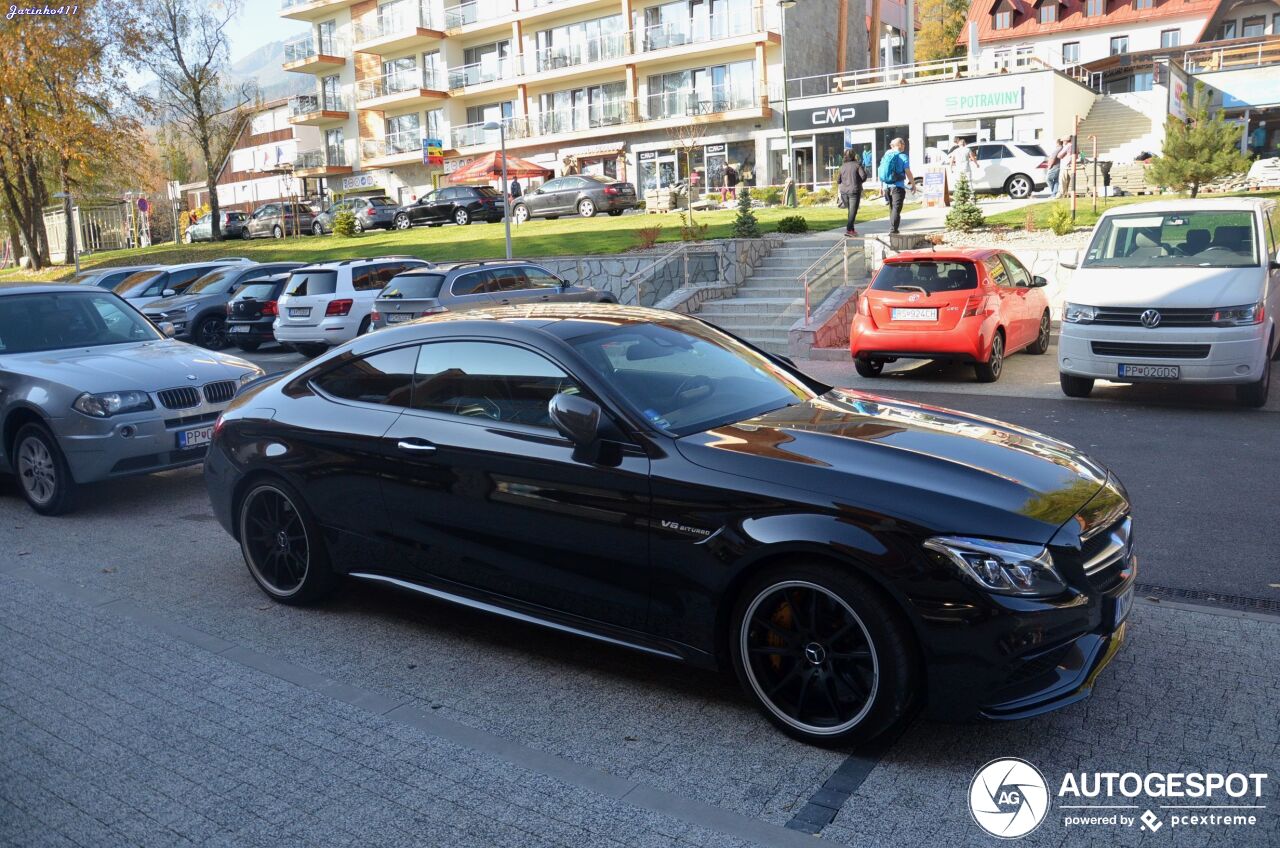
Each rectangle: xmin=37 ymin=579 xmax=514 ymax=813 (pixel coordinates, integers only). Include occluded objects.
xmin=1028 ymin=311 xmax=1051 ymax=355
xmin=238 ymin=480 xmax=335 ymax=604
xmin=194 ymin=315 xmax=228 ymax=350
xmin=975 ymin=331 xmax=1004 ymax=382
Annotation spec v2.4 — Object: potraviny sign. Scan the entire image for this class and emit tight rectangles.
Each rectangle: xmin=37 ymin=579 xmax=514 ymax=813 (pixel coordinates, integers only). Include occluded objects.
xmin=945 ymin=86 xmax=1025 ymax=116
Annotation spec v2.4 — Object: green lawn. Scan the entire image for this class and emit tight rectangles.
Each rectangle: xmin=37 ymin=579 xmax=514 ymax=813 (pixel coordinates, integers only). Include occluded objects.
xmin=984 ymin=190 xmax=1280 ymax=231
xmin=1 ymin=204 xmax=887 ymax=283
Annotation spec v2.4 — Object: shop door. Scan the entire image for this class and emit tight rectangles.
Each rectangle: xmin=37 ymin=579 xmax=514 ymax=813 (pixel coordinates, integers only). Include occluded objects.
xmin=792 ymin=145 xmax=815 ymax=189
xmin=705 ymin=148 xmax=726 ymax=192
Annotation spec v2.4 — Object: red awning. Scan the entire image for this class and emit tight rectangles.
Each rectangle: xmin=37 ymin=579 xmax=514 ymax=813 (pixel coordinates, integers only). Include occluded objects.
xmin=448 ymin=151 xmax=554 ymax=184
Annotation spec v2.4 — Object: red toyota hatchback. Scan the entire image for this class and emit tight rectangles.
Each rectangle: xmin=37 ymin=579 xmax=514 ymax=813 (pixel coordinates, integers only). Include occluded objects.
xmin=849 ymin=248 xmax=1052 ymax=382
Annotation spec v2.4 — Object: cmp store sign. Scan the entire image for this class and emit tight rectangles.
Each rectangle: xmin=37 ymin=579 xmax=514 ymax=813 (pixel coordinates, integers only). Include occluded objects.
xmin=788 ymin=100 xmax=890 ymax=131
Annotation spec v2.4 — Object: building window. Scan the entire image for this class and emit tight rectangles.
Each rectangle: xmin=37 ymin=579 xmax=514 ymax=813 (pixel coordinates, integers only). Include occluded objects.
xmin=1110 ymin=35 xmax=1129 ymax=55
xmin=425 ymin=108 xmax=444 ymax=141
xmin=1038 ymin=3 xmax=1056 ymax=24
xmin=1273 ymin=13 xmax=1279 ymax=35
xmin=1221 ymin=20 xmax=1236 ymax=39
xmin=993 ymin=10 xmax=1012 ymax=29
xmin=385 ymin=113 xmax=421 ymax=153
xmin=1062 ymin=41 xmax=1080 ymax=63
xmin=1242 ymin=16 xmax=1265 ymax=37
xmin=1133 ymin=0 xmax=1153 ymax=10
xmin=1085 ymin=0 xmax=1103 ymax=16
xmin=1161 ymin=28 xmax=1180 ymax=48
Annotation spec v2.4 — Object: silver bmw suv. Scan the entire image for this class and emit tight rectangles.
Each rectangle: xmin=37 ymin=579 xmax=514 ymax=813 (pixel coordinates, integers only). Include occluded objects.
xmin=0 ymin=284 xmax=263 ymax=514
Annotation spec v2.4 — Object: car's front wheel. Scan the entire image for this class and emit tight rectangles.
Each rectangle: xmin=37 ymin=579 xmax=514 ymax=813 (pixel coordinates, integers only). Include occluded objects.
xmin=312 ymin=221 xmax=324 ymax=236
xmin=194 ymin=315 xmax=228 ymax=350
xmin=731 ymin=562 xmax=917 ymax=746
xmin=241 ymin=228 xmax=252 ymax=240
xmin=1236 ymin=356 xmax=1271 ymax=408
xmin=272 ymin=225 xmax=283 ymax=239
xmin=1027 ymin=310 xmax=1051 ymax=355
xmin=13 ymin=423 xmax=77 ymax=515
xmin=238 ymin=479 xmax=337 ymax=605
xmin=1060 ymin=372 xmax=1094 ymax=398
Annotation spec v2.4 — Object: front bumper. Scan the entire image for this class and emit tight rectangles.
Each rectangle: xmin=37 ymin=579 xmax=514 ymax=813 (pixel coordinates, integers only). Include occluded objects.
xmin=1059 ymin=322 xmax=1269 ymax=384
xmin=50 ymin=405 xmax=228 ymax=484
xmin=850 ymin=314 xmax=994 ymax=362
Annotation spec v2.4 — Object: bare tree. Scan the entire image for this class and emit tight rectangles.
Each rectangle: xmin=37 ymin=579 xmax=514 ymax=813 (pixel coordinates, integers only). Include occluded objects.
xmin=132 ymin=0 xmax=252 ymax=241
xmin=666 ymin=122 xmax=708 ymax=221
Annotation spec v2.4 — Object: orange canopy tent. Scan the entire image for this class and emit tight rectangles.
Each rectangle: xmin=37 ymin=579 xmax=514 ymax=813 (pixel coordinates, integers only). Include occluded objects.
xmin=448 ymin=151 xmax=553 ymax=184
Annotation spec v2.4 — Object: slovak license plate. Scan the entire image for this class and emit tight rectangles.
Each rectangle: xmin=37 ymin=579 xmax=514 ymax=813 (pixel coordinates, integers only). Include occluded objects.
xmin=892 ymin=307 xmax=938 ymax=321
xmin=385 ymin=313 xmax=413 ymax=323
xmin=177 ymin=426 xmax=214 ymax=449
xmin=1112 ymin=584 xmax=1135 ymax=629
xmin=288 ymin=307 xmax=311 ymax=318
xmin=228 ymin=325 xmax=250 ymax=333
xmin=1118 ymin=363 xmax=1179 ymax=379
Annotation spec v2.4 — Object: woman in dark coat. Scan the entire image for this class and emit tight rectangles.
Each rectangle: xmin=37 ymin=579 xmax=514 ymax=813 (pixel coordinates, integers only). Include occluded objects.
xmin=837 ymin=148 xmax=868 ymax=236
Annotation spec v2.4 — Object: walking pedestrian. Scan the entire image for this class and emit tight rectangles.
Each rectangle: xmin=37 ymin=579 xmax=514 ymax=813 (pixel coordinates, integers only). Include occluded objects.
xmin=723 ymin=163 xmax=739 ymax=202
xmin=837 ymin=148 xmax=868 ymax=235
xmin=877 ymin=138 xmax=914 ymax=234
xmin=946 ymin=136 xmax=976 ymax=204
xmin=1056 ymin=136 xmax=1075 ymax=199
xmin=1045 ymin=138 xmax=1064 ymax=198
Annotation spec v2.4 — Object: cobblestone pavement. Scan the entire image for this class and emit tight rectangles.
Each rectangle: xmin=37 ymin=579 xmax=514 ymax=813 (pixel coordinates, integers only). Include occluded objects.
xmin=2 ymin=472 xmax=1277 ymax=847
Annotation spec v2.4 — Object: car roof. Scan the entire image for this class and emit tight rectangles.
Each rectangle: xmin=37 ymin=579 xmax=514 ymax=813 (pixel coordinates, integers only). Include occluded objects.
xmin=362 ymin=303 xmax=695 ymax=348
xmin=0 ymin=283 xmax=99 ymax=296
xmin=1100 ymin=198 xmax=1271 ymax=216
xmin=886 ymin=248 xmax=1002 ymax=262
xmin=80 ymin=264 xmax=161 ymax=276
xmin=295 ymin=256 xmax=429 ymax=271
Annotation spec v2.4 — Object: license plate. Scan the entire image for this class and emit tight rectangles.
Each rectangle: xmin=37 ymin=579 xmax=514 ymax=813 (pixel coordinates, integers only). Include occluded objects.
xmin=1112 ymin=585 xmax=1135 ymax=629
xmin=228 ymin=325 xmax=250 ymax=333
xmin=1118 ymin=363 xmax=1179 ymax=379
xmin=891 ymin=307 xmax=938 ymax=321
xmin=288 ymin=307 xmax=311 ymax=318
xmin=177 ymin=426 xmax=214 ymax=449
xmin=385 ymin=313 xmax=413 ymax=323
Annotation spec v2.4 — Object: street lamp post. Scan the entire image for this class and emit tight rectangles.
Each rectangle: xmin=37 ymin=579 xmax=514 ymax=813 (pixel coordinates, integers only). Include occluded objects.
xmin=483 ymin=120 xmax=514 ymax=260
xmin=779 ymin=0 xmax=797 ymax=207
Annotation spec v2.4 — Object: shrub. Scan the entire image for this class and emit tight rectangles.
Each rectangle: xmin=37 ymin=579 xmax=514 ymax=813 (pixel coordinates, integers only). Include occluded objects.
xmin=795 ymin=186 xmax=810 ymax=206
xmin=332 ymin=208 xmax=358 ymax=237
xmin=756 ymin=186 xmax=782 ymax=206
xmin=634 ymin=224 xmax=663 ymax=250
xmin=731 ymin=187 xmax=761 ymax=238
xmin=1045 ymin=203 xmax=1074 ymax=236
xmin=799 ymin=188 xmax=833 ymax=207
xmin=776 ymin=215 xmax=809 ymax=234
xmin=944 ymin=175 xmax=985 ymax=232
xmin=679 ymin=211 xmax=709 ymax=241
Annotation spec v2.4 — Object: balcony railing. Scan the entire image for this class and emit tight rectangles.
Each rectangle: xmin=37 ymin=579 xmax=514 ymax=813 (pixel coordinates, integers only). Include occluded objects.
xmin=531 ymin=30 xmax=631 ymax=73
xmin=447 ymin=56 xmax=516 ymax=89
xmin=284 ymin=33 xmax=346 ymax=62
xmin=644 ymin=86 xmax=755 ymax=120
xmin=295 ymin=146 xmax=349 ymax=170
xmin=639 ymin=8 xmax=774 ymax=53
xmin=1184 ymin=38 xmax=1280 ymax=74
xmin=290 ymin=93 xmax=350 ymax=115
xmin=354 ymin=0 xmax=436 ymax=42
xmin=362 ymin=132 xmax=424 ymax=160
xmin=528 ymin=100 xmax=635 ymax=136
xmin=444 ymin=0 xmax=515 ymax=29
xmin=356 ymin=68 xmax=443 ymax=101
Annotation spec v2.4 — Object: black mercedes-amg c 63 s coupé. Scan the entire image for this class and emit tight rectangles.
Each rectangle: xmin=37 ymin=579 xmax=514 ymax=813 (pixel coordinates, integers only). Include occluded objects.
xmin=205 ymin=304 xmax=1135 ymax=745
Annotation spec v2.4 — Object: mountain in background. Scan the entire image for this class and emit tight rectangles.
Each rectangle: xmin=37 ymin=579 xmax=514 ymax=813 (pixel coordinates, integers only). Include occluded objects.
xmin=230 ymin=41 xmax=313 ymax=103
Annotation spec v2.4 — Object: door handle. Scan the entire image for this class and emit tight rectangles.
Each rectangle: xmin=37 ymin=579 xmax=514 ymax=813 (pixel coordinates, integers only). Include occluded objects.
xmin=498 ymin=298 xmax=511 ymax=304
xmin=397 ymin=439 xmax=437 ymax=453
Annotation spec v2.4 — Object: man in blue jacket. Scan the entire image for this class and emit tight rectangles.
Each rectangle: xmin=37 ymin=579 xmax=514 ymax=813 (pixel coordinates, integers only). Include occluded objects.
xmin=878 ymin=138 xmax=914 ymax=234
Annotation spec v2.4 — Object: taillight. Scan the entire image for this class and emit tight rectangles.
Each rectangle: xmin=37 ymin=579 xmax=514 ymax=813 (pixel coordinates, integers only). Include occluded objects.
xmin=326 ymin=299 xmax=353 ymax=316
xmin=1036 ymin=160 xmax=1049 ymax=169
xmin=857 ymin=295 xmax=870 ymax=316
xmin=262 ymin=300 xmax=278 ymax=317
xmin=370 ymin=308 xmax=381 ymax=322
xmin=963 ymin=295 xmax=985 ymax=317
xmin=605 ymin=186 xmax=620 ymax=195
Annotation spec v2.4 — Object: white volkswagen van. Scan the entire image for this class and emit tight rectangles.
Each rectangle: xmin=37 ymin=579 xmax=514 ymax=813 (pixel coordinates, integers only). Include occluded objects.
xmin=1058 ymin=199 xmax=1280 ymax=407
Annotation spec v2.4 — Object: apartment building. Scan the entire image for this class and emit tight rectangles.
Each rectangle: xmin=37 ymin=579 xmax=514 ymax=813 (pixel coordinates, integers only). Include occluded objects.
xmin=280 ymin=0 xmax=875 ymax=203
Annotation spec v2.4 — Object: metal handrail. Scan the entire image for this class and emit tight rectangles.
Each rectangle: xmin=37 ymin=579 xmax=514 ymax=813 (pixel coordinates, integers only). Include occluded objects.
xmin=799 ymin=239 xmax=852 ymax=323
xmin=626 ymin=242 xmax=721 ymax=306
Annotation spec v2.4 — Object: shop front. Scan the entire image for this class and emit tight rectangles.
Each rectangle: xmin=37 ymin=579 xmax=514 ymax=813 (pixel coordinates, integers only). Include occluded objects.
xmin=1198 ymin=65 xmax=1280 ymax=157
xmin=634 ymin=140 xmax=758 ymax=193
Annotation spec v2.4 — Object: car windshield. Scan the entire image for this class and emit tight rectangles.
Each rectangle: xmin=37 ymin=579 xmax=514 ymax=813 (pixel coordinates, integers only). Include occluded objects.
xmin=234 ymin=282 xmax=278 ymax=301
xmin=1083 ymin=211 xmax=1259 ymax=268
xmin=114 ymin=269 xmax=164 ymax=296
xmin=872 ymin=260 xmax=977 ymax=293
xmin=285 ymin=270 xmax=338 ymax=296
xmin=0 ymin=292 xmax=163 ymax=354
xmin=381 ymin=273 xmax=446 ymax=299
xmin=187 ymin=267 xmax=243 ymax=295
xmin=568 ymin=319 xmax=814 ymax=436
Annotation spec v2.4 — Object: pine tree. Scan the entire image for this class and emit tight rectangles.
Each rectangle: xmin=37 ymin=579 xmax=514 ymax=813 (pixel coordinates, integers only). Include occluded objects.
xmin=731 ymin=186 xmax=761 ymax=238
xmin=1147 ymin=82 xmax=1250 ymax=198
xmin=945 ymin=175 xmax=984 ymax=232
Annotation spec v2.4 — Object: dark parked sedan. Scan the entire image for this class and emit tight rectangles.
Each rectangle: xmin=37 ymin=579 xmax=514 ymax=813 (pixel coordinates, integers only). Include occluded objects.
xmin=225 ymin=272 xmax=293 ymax=352
xmin=512 ymin=175 xmax=636 ymax=222
xmin=205 ymin=304 xmax=1135 ymax=745
xmin=393 ymin=186 xmax=505 ymax=229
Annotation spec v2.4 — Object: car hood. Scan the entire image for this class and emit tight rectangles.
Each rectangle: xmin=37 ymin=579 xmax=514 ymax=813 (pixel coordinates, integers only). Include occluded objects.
xmin=1066 ymin=265 xmax=1262 ymax=308
xmin=143 ymin=293 xmax=221 ymax=313
xmin=4 ymin=340 xmax=258 ymax=392
xmin=676 ymin=390 xmax=1109 ymax=544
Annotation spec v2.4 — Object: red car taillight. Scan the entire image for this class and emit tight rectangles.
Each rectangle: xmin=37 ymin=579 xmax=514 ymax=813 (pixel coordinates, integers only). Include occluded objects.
xmin=326 ymin=299 xmax=353 ymax=316
xmin=605 ymin=186 xmax=620 ymax=195
xmin=857 ymin=295 xmax=870 ymax=316
xmin=370 ymin=308 xmax=381 ymax=322
xmin=262 ymin=300 xmax=278 ymax=317
xmin=962 ymin=295 xmax=986 ymax=317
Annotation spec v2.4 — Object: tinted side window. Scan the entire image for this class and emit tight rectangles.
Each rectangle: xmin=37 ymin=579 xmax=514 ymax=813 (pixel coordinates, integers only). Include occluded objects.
xmin=999 ymin=254 xmax=1032 ymax=287
xmin=524 ymin=267 xmax=565 ymax=289
xmin=490 ymin=267 xmax=534 ymax=292
xmin=438 ymin=188 xmax=459 ymax=201
xmin=451 ymin=270 xmax=495 ymax=296
xmin=312 ymin=346 xmax=417 ymax=406
xmin=412 ymin=341 xmax=580 ymax=428
xmin=351 ymin=266 xmax=382 ymax=292
xmin=372 ymin=263 xmax=410 ymax=287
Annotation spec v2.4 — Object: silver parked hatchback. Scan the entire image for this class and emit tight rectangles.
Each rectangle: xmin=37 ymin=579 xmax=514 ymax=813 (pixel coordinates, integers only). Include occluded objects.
xmin=0 ymin=285 xmax=263 ymax=515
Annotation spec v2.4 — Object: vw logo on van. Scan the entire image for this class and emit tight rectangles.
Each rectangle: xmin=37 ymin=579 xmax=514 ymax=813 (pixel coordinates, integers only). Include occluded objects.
xmin=1140 ymin=309 xmax=1162 ymax=328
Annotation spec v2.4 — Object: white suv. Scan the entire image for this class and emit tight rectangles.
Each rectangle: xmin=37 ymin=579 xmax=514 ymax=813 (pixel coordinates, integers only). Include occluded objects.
xmin=274 ymin=257 xmax=428 ymax=356
xmin=968 ymin=142 xmax=1048 ymax=199
xmin=1059 ymin=199 xmax=1280 ymax=407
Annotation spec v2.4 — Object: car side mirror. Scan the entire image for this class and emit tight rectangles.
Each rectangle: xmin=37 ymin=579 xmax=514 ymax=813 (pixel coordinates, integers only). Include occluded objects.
xmin=162 ymin=289 xmax=176 ymax=297
xmin=1032 ymin=275 xmax=1048 ymax=287
xmin=158 ymin=321 xmax=176 ymax=338
xmin=549 ymin=393 xmax=602 ymax=447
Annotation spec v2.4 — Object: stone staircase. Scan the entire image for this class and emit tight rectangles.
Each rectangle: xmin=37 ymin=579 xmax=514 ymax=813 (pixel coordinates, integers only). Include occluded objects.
xmin=693 ymin=233 xmax=846 ymax=355
xmin=1076 ymin=95 xmax=1156 ymax=161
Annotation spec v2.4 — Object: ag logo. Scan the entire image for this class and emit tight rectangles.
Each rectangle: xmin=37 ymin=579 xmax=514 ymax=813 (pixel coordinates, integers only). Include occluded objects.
xmin=969 ymin=758 xmax=1050 ymax=839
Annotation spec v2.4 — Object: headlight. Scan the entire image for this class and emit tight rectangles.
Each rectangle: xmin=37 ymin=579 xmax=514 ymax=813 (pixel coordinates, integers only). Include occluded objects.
xmin=72 ymin=390 xmax=155 ymax=418
xmin=923 ymin=536 xmax=1066 ymax=597
xmin=1211 ymin=302 xmax=1264 ymax=326
xmin=238 ymin=369 xmax=264 ymax=386
xmin=1062 ymin=303 xmax=1097 ymax=324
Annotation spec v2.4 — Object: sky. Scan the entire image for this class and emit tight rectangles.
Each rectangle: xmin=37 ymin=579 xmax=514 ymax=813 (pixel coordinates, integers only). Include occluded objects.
xmin=226 ymin=3 xmax=310 ymax=64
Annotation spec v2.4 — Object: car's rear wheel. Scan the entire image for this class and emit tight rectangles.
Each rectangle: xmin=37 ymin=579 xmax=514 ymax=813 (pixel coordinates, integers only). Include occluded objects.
xmin=194 ymin=315 xmax=228 ymax=350
xmin=14 ymin=423 xmax=76 ymax=516
xmin=455 ymin=208 xmax=471 ymax=226
xmin=731 ymin=562 xmax=917 ymax=746
xmin=1060 ymin=372 xmax=1094 ymax=398
xmin=312 ymin=221 xmax=324 ymax=236
xmin=974 ymin=331 xmax=1004 ymax=382
xmin=513 ymin=204 xmax=530 ymax=224
xmin=1027 ymin=311 xmax=1051 ymax=355
xmin=298 ymin=344 xmax=328 ymax=358
xmin=578 ymin=198 xmax=596 ymax=218
xmin=608 ymin=209 xmax=624 ymax=216
xmin=356 ymin=316 xmax=371 ymax=336
xmin=1005 ymin=174 xmax=1033 ymax=199
xmin=236 ymin=340 xmax=261 ymax=352
xmin=854 ymin=358 xmax=884 ymax=378
xmin=353 ymin=218 xmax=365 ymax=233
xmin=1236 ymin=356 xmax=1271 ymax=408
xmin=238 ymin=479 xmax=336 ymax=605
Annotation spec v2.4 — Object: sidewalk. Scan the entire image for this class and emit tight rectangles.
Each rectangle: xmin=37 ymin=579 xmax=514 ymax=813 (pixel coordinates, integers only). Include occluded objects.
xmin=844 ymin=195 xmax=1039 ymax=236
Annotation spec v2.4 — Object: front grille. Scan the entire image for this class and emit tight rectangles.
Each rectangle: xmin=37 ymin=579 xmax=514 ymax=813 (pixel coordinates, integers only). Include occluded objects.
xmin=1003 ymin=643 xmax=1073 ymax=688
xmin=203 ymin=380 xmax=237 ymax=404
xmin=157 ymin=387 xmax=201 ymax=409
xmin=164 ymin=411 xmax=219 ymax=429
xmin=1091 ymin=342 xmax=1210 ymax=359
xmin=1092 ymin=306 xmax=1217 ymax=327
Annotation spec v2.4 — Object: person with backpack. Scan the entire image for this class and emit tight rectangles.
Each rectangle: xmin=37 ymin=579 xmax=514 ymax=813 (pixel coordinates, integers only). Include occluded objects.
xmin=837 ymin=148 xmax=868 ymax=236
xmin=722 ymin=163 xmax=739 ymax=202
xmin=878 ymin=137 xmax=914 ymax=234
xmin=509 ymin=177 xmax=522 ymax=200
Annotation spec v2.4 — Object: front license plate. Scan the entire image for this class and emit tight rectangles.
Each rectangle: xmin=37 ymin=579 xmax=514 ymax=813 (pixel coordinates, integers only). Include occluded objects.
xmin=891 ymin=307 xmax=938 ymax=321
xmin=288 ymin=307 xmax=311 ymax=318
xmin=228 ymin=325 xmax=250 ymax=333
xmin=177 ymin=426 xmax=214 ymax=450
xmin=1112 ymin=585 xmax=1135 ymax=629
xmin=1118 ymin=363 xmax=1179 ymax=379
xmin=385 ymin=313 xmax=413 ymax=323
